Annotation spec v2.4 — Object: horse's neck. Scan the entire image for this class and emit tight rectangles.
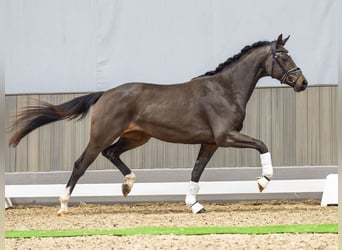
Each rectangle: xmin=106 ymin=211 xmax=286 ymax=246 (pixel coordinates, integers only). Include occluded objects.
xmin=220 ymin=48 xmax=268 ymax=108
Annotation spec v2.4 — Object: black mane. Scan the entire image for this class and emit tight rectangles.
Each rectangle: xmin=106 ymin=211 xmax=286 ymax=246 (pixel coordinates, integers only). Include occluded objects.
xmin=194 ymin=40 xmax=270 ymax=79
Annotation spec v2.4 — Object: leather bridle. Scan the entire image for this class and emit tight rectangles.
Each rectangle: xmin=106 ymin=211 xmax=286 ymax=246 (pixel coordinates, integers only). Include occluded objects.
xmin=270 ymin=42 xmax=302 ymax=86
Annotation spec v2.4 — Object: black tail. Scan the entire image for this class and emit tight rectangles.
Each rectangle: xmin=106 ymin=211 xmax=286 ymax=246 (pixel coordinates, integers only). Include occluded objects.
xmin=9 ymin=92 xmax=103 ymax=147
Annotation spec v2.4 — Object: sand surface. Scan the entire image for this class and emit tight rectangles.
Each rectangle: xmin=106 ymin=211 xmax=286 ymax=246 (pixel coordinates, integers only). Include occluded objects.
xmin=5 ymin=200 xmax=338 ymax=249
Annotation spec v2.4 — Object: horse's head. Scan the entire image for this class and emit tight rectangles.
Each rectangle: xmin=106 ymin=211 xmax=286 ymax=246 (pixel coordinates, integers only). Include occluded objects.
xmin=266 ymin=34 xmax=308 ymax=92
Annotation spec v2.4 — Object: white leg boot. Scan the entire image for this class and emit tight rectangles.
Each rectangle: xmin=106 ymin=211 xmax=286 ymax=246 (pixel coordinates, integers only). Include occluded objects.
xmin=185 ymin=181 xmax=205 ymax=214
xmin=257 ymin=152 xmax=273 ymax=192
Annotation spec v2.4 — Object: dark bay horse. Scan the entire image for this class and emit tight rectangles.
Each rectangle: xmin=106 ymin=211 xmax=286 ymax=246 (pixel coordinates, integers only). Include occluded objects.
xmin=9 ymin=34 xmax=308 ymax=215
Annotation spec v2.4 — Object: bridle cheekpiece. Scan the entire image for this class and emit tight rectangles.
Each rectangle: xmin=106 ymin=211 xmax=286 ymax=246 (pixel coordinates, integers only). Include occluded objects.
xmin=270 ymin=42 xmax=302 ymax=86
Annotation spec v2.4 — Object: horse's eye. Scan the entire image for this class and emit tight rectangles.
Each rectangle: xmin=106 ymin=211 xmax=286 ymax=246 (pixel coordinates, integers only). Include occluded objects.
xmin=281 ymin=55 xmax=288 ymax=62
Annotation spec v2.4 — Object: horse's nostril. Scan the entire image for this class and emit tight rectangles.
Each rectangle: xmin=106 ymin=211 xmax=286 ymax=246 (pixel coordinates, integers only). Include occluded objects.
xmin=302 ymin=79 xmax=308 ymax=87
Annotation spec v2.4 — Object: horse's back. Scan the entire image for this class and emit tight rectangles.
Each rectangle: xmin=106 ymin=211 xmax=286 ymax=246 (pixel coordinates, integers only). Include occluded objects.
xmin=98 ymin=81 xmax=196 ymax=108
xmin=90 ymin=81 xmax=215 ymax=144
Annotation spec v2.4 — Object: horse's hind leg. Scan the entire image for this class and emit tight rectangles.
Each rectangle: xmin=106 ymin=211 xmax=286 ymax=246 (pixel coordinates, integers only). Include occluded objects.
xmin=58 ymin=123 xmax=123 ymax=215
xmin=102 ymin=131 xmax=150 ymax=196
xmin=186 ymin=144 xmax=217 ymax=214
xmin=58 ymin=143 xmax=104 ymax=216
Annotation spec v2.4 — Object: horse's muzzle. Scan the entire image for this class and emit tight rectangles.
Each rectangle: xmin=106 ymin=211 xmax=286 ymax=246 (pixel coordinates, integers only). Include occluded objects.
xmin=294 ymin=76 xmax=308 ymax=92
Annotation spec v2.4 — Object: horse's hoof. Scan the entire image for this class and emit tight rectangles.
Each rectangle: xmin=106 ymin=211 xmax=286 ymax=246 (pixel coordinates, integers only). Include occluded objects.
xmin=197 ymin=208 xmax=206 ymax=214
xmin=257 ymin=182 xmax=265 ymax=192
xmin=257 ymin=176 xmax=269 ymax=192
xmin=122 ymin=173 xmax=136 ymax=197
xmin=122 ymin=184 xmax=131 ymax=197
xmin=191 ymin=202 xmax=205 ymax=214
xmin=57 ymin=209 xmax=69 ymax=217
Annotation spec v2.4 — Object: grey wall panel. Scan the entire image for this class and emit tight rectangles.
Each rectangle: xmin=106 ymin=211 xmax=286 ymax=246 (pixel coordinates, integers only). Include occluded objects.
xmin=5 ymin=0 xmax=338 ymax=94
xmin=5 ymin=86 xmax=337 ymax=172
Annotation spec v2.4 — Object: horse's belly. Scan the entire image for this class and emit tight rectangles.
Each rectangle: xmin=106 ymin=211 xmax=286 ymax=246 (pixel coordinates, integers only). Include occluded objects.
xmin=138 ymin=121 xmax=215 ymax=144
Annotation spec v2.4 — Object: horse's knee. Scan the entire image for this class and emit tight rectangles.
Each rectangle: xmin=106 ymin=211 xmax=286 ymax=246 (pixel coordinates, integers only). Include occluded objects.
xmin=214 ymin=133 xmax=232 ymax=147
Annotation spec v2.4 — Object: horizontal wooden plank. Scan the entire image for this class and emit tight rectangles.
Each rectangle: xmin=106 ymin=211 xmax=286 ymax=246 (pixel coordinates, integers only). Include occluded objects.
xmin=5 ymin=166 xmax=338 ymax=184
xmin=5 ymin=179 xmax=326 ymax=198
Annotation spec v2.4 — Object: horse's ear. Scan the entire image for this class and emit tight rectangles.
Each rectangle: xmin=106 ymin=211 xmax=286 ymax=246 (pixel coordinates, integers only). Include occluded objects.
xmin=282 ymin=35 xmax=290 ymax=45
xmin=276 ymin=34 xmax=283 ymax=48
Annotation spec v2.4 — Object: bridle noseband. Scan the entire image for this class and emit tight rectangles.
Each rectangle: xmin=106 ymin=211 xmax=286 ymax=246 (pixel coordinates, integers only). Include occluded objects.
xmin=270 ymin=42 xmax=302 ymax=86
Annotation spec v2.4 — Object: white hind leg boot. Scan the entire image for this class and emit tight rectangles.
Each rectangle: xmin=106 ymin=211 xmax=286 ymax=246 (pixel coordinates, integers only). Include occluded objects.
xmin=185 ymin=181 xmax=205 ymax=214
xmin=257 ymin=152 xmax=273 ymax=192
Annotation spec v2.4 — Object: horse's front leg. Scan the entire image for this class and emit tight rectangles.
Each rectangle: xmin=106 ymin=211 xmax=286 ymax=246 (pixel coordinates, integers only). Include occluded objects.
xmin=216 ymin=131 xmax=273 ymax=192
xmin=186 ymin=144 xmax=217 ymax=214
xmin=257 ymin=151 xmax=273 ymax=192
